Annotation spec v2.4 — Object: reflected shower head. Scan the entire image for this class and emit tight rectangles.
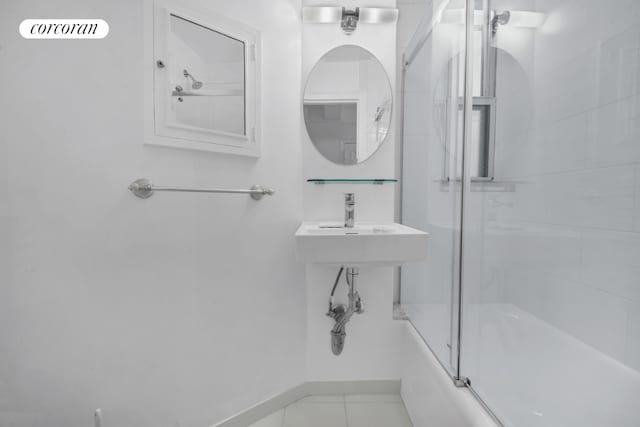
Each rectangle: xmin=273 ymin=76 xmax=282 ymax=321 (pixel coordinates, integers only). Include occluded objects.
xmin=183 ymin=69 xmax=203 ymax=89
xmin=492 ymin=10 xmax=545 ymax=34
xmin=495 ymin=10 xmax=511 ymax=25
xmin=492 ymin=10 xmax=510 ymax=34
xmin=374 ymin=97 xmax=391 ymax=122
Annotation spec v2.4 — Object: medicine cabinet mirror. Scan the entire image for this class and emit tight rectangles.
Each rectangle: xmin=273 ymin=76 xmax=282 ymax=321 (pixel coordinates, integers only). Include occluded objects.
xmin=303 ymin=45 xmax=392 ymax=165
xmin=145 ymin=0 xmax=260 ymax=157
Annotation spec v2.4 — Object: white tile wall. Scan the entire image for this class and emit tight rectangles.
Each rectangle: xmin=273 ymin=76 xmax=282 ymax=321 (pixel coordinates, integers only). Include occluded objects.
xmin=587 ymin=93 xmax=640 ymax=168
xmin=534 ymin=0 xmax=640 ymax=74
xmin=596 ymin=23 xmax=640 ymax=106
xmin=503 ymin=265 xmax=629 ymax=362
xmin=534 ymin=49 xmax=599 ymax=122
xmin=510 ymin=166 xmax=635 ymax=230
xmin=476 ymin=0 xmax=640 ymax=373
xmin=534 ymin=112 xmax=588 ymax=175
xmin=581 ymin=230 xmax=640 ymax=302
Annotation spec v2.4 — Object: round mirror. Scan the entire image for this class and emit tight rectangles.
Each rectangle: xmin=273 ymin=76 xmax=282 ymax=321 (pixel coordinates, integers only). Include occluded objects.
xmin=303 ymin=45 xmax=392 ymax=165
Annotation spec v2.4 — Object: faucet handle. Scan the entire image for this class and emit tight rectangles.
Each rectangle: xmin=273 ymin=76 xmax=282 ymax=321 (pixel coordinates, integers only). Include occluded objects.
xmin=344 ymin=193 xmax=355 ymax=203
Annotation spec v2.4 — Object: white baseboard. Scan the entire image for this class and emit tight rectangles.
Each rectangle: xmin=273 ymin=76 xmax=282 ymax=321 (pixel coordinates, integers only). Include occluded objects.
xmin=212 ymin=379 xmax=401 ymax=427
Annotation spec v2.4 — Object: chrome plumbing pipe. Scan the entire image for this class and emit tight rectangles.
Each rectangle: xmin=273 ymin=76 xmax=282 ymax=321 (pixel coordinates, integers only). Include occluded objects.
xmin=329 ymin=267 xmax=364 ymax=355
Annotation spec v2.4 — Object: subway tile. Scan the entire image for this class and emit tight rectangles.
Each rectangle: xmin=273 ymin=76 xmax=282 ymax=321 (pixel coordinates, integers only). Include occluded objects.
xmin=572 ymin=166 xmax=636 ymax=230
xmin=502 ymin=265 xmax=543 ymax=314
xmin=581 ymin=230 xmax=640 ymax=302
xmin=511 ymin=272 xmax=628 ymax=362
xmin=586 ymin=93 xmax=640 ymax=168
xmin=503 ymin=224 xmax=582 ymax=283
xmin=534 ymin=50 xmax=598 ymax=121
xmin=494 ymin=130 xmax=537 ymax=179
xmin=534 ymin=0 xmax=640 ymax=74
xmin=597 ymin=23 xmax=640 ymax=106
xmin=534 ymin=112 xmax=588 ymax=175
xmin=483 ymin=192 xmax=518 ymax=226
xmin=514 ymin=167 xmax=636 ymax=230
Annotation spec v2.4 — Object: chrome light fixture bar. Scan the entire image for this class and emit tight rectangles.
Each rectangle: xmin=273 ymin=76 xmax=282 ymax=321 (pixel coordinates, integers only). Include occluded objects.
xmin=303 ymin=6 xmax=398 ymax=34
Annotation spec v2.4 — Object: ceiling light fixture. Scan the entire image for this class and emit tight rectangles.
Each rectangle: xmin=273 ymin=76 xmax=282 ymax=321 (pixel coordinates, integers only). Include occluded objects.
xmin=303 ymin=6 xmax=398 ymax=35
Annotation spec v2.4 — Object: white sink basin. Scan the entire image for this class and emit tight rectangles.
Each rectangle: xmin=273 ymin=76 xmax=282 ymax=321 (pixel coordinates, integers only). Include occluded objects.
xmin=295 ymin=222 xmax=428 ymax=266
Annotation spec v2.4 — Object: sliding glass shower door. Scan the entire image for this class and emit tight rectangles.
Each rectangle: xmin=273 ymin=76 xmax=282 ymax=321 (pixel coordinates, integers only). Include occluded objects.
xmin=458 ymin=0 xmax=640 ymax=426
xmin=402 ymin=0 xmax=640 ymax=426
xmin=401 ymin=0 xmax=472 ymax=375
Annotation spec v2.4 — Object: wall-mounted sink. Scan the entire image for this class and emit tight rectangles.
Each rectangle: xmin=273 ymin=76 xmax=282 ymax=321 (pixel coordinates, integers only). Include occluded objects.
xmin=295 ymin=222 xmax=428 ymax=266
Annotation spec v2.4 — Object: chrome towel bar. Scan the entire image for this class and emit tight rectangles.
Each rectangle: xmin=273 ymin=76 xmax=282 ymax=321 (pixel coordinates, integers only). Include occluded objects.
xmin=128 ymin=178 xmax=275 ymax=200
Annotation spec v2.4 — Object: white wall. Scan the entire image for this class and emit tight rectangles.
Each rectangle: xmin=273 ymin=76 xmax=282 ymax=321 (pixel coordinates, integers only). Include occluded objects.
xmin=0 ymin=0 xmax=305 ymax=426
xmin=301 ymin=0 xmax=404 ymax=381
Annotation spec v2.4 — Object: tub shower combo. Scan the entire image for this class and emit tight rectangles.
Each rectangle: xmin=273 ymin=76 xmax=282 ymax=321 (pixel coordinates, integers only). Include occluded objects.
xmin=401 ymin=0 xmax=640 ymax=426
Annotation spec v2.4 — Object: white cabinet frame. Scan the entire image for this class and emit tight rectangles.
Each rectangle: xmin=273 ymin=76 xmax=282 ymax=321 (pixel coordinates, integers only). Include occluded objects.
xmin=143 ymin=0 xmax=261 ymax=157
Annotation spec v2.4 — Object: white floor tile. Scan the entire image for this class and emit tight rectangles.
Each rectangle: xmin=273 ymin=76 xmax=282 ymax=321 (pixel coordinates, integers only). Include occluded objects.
xmin=297 ymin=394 xmax=345 ymax=403
xmin=283 ymin=402 xmax=347 ymax=427
xmin=346 ymin=402 xmax=413 ymax=427
xmin=345 ymin=394 xmax=402 ymax=403
xmin=247 ymin=409 xmax=284 ymax=427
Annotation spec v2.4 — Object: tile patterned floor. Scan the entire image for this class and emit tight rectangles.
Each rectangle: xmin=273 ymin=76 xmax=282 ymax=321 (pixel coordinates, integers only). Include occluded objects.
xmin=248 ymin=394 xmax=413 ymax=427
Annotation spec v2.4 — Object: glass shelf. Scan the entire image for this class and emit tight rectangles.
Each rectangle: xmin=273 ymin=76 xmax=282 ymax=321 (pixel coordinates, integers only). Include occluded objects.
xmin=306 ymin=179 xmax=398 ymax=185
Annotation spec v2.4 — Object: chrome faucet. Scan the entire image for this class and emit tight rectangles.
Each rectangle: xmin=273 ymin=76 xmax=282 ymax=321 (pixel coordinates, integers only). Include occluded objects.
xmin=344 ymin=193 xmax=355 ymax=228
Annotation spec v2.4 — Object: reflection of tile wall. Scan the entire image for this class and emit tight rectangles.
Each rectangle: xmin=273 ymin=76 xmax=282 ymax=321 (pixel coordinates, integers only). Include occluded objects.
xmin=483 ymin=0 xmax=640 ymax=371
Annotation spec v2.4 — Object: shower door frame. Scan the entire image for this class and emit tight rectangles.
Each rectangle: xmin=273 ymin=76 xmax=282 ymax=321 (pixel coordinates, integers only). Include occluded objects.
xmin=399 ymin=0 xmax=505 ymax=425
